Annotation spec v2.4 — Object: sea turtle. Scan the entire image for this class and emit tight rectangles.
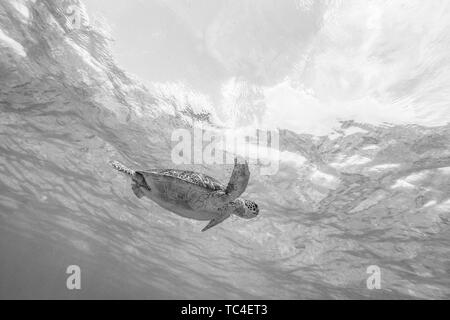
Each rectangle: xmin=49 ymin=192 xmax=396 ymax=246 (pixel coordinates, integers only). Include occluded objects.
xmin=110 ymin=158 xmax=259 ymax=232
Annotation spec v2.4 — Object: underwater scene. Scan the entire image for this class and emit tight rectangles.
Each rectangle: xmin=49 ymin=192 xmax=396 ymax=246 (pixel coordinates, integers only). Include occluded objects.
xmin=0 ymin=0 xmax=449 ymax=299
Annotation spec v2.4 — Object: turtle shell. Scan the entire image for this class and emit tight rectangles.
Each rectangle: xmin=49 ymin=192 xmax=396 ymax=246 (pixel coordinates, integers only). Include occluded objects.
xmin=138 ymin=169 xmax=225 ymax=191
xmin=134 ymin=169 xmax=230 ymax=221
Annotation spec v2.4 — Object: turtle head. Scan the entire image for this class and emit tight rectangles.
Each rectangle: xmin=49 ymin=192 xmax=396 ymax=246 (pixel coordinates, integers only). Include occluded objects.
xmin=231 ymin=199 xmax=259 ymax=219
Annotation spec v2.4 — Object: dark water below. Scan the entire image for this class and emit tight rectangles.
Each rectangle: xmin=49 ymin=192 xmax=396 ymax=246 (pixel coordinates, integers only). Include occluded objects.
xmin=1 ymin=105 xmax=450 ymax=299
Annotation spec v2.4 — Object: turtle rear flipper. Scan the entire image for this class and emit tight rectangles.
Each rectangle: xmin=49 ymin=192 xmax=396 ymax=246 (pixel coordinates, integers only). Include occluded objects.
xmin=131 ymin=182 xmax=145 ymax=198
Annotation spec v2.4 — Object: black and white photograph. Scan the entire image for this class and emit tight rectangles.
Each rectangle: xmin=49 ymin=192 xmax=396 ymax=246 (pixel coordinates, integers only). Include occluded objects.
xmin=0 ymin=0 xmax=449 ymax=303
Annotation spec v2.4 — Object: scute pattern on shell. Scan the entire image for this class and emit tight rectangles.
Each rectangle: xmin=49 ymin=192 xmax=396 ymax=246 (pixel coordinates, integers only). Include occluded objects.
xmin=157 ymin=169 xmax=224 ymax=191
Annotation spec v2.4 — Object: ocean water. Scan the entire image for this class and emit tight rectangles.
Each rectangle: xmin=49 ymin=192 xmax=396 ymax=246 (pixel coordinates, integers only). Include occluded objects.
xmin=1 ymin=0 xmax=450 ymax=299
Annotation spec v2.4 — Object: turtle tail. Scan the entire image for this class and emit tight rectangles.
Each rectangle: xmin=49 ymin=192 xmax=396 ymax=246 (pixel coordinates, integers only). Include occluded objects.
xmin=110 ymin=160 xmax=136 ymax=178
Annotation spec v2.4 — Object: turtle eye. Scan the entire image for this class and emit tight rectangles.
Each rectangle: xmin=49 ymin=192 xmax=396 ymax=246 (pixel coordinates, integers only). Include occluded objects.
xmin=252 ymin=204 xmax=259 ymax=215
xmin=244 ymin=200 xmax=259 ymax=215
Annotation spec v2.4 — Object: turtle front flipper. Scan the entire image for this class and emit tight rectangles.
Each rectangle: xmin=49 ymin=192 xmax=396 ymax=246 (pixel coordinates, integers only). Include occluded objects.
xmin=201 ymin=212 xmax=230 ymax=232
xmin=196 ymin=158 xmax=250 ymax=210
xmin=225 ymin=157 xmax=250 ymax=200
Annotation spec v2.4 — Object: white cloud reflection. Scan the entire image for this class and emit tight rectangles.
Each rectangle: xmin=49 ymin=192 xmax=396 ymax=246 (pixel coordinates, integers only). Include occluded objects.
xmin=84 ymin=0 xmax=450 ymax=135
